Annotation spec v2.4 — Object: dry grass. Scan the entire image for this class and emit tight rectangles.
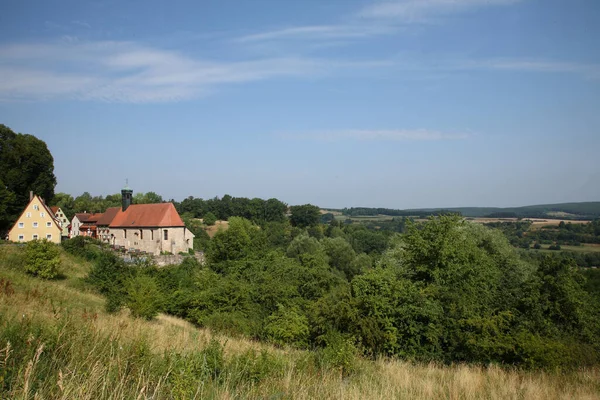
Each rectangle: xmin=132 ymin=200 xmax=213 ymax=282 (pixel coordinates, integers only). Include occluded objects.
xmin=1 ymin=246 xmax=599 ymax=399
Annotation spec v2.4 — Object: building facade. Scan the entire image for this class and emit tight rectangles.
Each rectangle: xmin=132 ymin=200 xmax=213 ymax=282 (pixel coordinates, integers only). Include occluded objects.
xmin=50 ymin=206 xmax=70 ymax=238
xmin=107 ymin=186 xmax=194 ymax=255
xmin=70 ymin=213 xmax=91 ymax=237
xmin=8 ymin=194 xmax=62 ymax=244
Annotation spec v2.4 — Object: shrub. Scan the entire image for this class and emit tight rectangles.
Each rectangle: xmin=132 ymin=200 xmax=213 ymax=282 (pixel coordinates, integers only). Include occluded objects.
xmin=24 ymin=239 xmax=61 ymax=279
xmin=125 ymin=275 xmax=162 ymax=320
xmin=203 ymin=212 xmax=217 ymax=226
xmin=315 ymin=331 xmax=359 ymax=376
xmin=264 ymin=304 xmax=309 ymax=348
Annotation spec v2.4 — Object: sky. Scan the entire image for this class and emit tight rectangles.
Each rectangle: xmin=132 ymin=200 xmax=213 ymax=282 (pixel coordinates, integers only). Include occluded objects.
xmin=1 ymin=0 xmax=599 ymax=209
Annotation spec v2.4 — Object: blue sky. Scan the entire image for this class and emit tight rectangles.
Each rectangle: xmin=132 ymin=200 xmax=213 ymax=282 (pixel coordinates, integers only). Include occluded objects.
xmin=1 ymin=0 xmax=599 ymax=208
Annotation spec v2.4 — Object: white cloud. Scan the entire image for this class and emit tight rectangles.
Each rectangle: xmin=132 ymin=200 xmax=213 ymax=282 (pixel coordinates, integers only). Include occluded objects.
xmin=236 ymin=24 xmax=395 ymax=43
xmin=359 ymin=0 xmax=522 ymax=21
xmin=282 ymin=129 xmax=470 ymax=142
xmin=0 ymin=40 xmax=389 ymax=103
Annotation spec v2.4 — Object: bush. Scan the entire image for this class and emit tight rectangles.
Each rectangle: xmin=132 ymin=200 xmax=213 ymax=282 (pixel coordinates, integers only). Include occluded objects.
xmin=125 ymin=275 xmax=162 ymax=320
xmin=264 ymin=304 xmax=309 ymax=348
xmin=315 ymin=331 xmax=359 ymax=376
xmin=203 ymin=212 xmax=217 ymax=226
xmin=24 ymin=239 xmax=61 ymax=279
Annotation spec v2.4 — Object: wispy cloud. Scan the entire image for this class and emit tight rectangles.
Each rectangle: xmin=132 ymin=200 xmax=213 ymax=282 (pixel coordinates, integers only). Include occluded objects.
xmin=0 ymin=40 xmax=389 ymax=103
xmin=359 ymin=0 xmax=522 ymax=22
xmin=281 ymin=129 xmax=470 ymax=142
xmin=236 ymin=24 xmax=395 ymax=43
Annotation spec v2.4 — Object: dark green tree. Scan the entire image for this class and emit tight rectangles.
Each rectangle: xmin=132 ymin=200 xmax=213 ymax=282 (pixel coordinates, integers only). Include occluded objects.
xmin=0 ymin=124 xmax=57 ymax=235
xmin=289 ymin=204 xmax=321 ymax=228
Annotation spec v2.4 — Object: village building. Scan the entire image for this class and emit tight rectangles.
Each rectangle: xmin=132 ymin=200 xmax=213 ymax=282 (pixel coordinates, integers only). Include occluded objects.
xmin=78 ymin=212 xmax=103 ymax=239
xmin=96 ymin=207 xmax=120 ymax=244
xmin=108 ymin=186 xmax=194 ymax=255
xmin=70 ymin=213 xmax=91 ymax=237
xmin=7 ymin=192 xmax=62 ymax=244
xmin=50 ymin=206 xmax=70 ymax=238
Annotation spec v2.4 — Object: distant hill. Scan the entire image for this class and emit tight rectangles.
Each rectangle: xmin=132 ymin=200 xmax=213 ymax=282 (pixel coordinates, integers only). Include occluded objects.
xmin=330 ymin=202 xmax=600 ymax=220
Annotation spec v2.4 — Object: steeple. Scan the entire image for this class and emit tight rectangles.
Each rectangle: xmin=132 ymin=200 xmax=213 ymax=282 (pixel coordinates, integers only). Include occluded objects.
xmin=121 ymin=179 xmax=133 ymax=212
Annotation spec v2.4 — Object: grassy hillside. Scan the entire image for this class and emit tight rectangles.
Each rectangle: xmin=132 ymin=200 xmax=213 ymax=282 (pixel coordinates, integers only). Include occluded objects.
xmin=1 ymin=244 xmax=600 ymax=399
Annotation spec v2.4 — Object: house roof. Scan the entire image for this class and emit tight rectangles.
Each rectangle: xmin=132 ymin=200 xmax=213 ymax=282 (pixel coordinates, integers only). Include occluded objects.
xmin=85 ymin=213 xmax=103 ymax=223
xmin=109 ymin=203 xmax=185 ymax=228
xmin=8 ymin=194 xmax=61 ymax=234
xmin=75 ymin=213 xmax=92 ymax=222
xmin=50 ymin=206 xmax=59 ymax=214
xmin=96 ymin=207 xmax=120 ymax=226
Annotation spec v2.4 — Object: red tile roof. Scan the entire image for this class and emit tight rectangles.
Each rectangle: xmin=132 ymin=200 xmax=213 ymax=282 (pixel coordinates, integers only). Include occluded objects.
xmin=96 ymin=207 xmax=120 ymax=226
xmin=109 ymin=203 xmax=185 ymax=228
xmin=75 ymin=213 xmax=92 ymax=222
xmin=50 ymin=206 xmax=59 ymax=214
xmin=86 ymin=213 xmax=103 ymax=223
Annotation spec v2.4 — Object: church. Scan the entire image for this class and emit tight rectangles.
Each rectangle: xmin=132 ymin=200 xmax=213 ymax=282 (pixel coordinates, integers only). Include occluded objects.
xmin=103 ymin=185 xmax=194 ymax=255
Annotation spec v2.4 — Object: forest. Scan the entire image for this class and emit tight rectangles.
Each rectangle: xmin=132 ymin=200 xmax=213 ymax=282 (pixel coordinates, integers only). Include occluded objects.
xmin=58 ymin=214 xmax=600 ymax=370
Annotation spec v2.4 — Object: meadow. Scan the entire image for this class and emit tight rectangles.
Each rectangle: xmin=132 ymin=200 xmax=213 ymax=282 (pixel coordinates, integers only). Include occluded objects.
xmin=1 ymin=244 xmax=599 ymax=399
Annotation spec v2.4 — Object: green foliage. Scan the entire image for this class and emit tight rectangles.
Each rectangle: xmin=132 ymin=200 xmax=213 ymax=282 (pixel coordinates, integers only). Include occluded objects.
xmin=322 ymin=237 xmax=357 ymax=279
xmin=264 ymin=304 xmax=309 ymax=348
xmin=208 ymin=217 xmax=265 ymax=263
xmin=289 ymin=204 xmax=321 ymax=228
xmin=203 ymin=212 xmax=217 ymax=226
xmin=0 ymin=124 xmax=56 ymax=236
xmin=315 ymin=331 xmax=359 ymax=376
xmin=24 ymin=240 xmax=61 ymax=279
xmin=125 ymin=274 xmax=163 ymax=320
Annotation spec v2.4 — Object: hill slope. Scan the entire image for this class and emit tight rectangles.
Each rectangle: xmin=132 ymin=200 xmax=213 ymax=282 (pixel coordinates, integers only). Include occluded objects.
xmin=1 ymin=244 xmax=599 ymax=399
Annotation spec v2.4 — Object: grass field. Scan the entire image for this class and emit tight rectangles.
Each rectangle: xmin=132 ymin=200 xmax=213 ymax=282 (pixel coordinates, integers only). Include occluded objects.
xmin=1 ymin=244 xmax=600 ymax=399
xmin=535 ymin=244 xmax=600 ymax=253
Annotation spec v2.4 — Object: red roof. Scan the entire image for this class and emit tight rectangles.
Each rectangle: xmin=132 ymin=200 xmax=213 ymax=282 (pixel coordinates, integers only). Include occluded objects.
xmin=109 ymin=203 xmax=185 ymax=228
xmin=96 ymin=207 xmax=120 ymax=226
xmin=86 ymin=213 xmax=103 ymax=223
xmin=75 ymin=213 xmax=92 ymax=222
xmin=50 ymin=206 xmax=59 ymax=214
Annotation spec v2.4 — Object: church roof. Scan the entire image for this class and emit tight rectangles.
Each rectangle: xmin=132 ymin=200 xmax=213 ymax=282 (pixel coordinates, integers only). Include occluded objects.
xmin=109 ymin=203 xmax=185 ymax=228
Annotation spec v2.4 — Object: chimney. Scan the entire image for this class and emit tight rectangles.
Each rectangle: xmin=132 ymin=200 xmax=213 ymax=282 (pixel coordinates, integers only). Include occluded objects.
xmin=30 ymin=191 xmax=33 ymax=201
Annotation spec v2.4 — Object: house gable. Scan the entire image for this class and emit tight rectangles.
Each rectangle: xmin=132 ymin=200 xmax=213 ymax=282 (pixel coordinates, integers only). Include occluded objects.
xmin=8 ymin=195 xmax=62 ymax=243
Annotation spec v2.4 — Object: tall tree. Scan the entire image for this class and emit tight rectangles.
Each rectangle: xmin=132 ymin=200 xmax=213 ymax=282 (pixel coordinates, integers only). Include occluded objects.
xmin=0 ymin=124 xmax=56 ymax=235
xmin=290 ymin=204 xmax=321 ymax=228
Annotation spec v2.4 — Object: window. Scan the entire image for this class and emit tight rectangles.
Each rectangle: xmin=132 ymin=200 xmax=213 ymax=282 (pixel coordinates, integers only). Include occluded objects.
xmin=140 ymin=229 xmax=143 ymax=240
xmin=46 ymin=222 xmax=52 ymax=227
xmin=26 ymin=212 xmax=31 ymax=218
xmin=33 ymin=222 xmax=38 ymax=228
xmin=124 ymin=229 xmax=127 ymax=239
xmin=46 ymin=234 xmax=52 ymax=240
xmin=32 ymin=234 xmax=38 ymax=240
xmin=33 ymin=204 xmax=39 ymax=210
xmin=18 ymin=222 xmax=24 ymax=228
xmin=18 ymin=235 xmax=24 ymax=241
xmin=163 ymin=230 xmax=168 ymax=240
xmin=40 ymin=212 xmax=45 ymax=217
xmin=151 ymin=230 xmax=154 ymax=240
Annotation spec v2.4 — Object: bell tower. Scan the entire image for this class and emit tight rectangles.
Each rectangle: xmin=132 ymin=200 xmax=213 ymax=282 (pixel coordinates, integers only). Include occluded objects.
xmin=121 ymin=179 xmax=133 ymax=212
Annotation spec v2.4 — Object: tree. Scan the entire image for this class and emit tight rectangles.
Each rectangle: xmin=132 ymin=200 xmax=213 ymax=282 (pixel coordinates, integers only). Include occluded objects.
xmin=0 ymin=124 xmax=57 ymax=235
xmin=203 ymin=212 xmax=217 ymax=226
xmin=290 ymin=204 xmax=321 ymax=228
xmin=25 ymin=239 xmax=61 ymax=279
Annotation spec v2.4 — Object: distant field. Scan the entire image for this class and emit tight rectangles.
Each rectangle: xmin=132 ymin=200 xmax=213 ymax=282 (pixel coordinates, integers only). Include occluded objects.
xmin=468 ymin=217 xmax=592 ymax=228
xmin=333 ymin=214 xmax=395 ymax=222
xmin=534 ymin=244 xmax=600 ymax=253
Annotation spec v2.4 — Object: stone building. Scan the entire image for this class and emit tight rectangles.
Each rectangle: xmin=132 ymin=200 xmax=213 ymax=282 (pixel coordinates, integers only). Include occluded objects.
xmin=107 ymin=186 xmax=194 ymax=255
